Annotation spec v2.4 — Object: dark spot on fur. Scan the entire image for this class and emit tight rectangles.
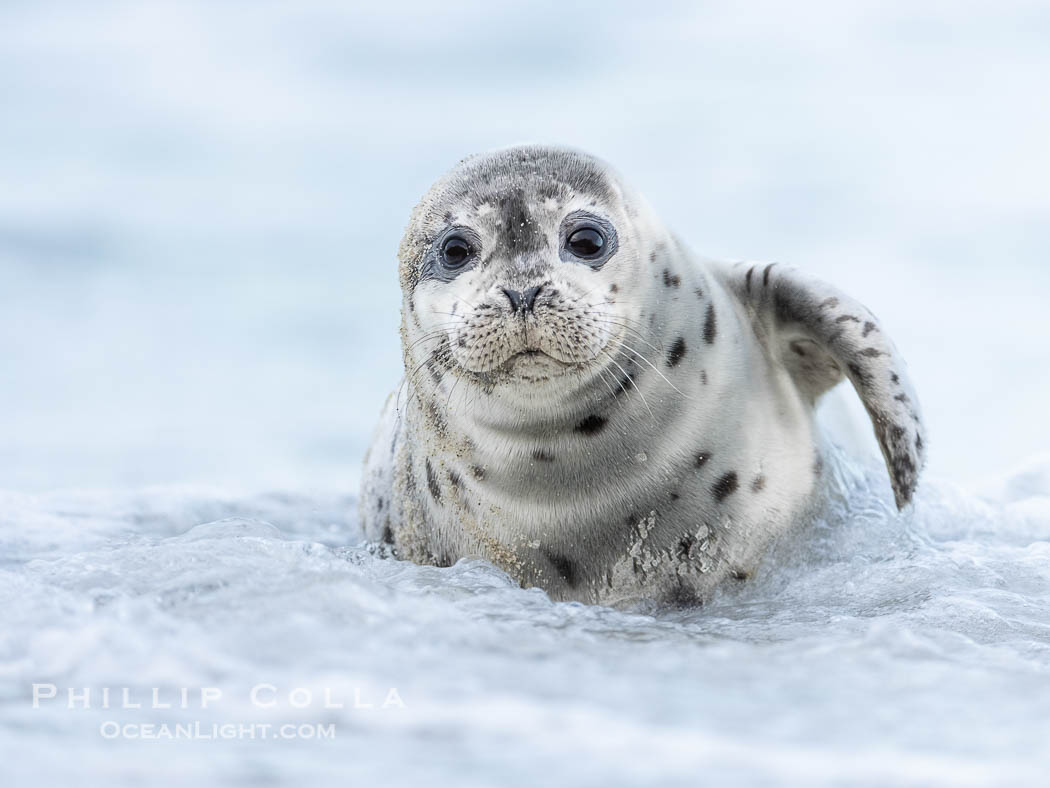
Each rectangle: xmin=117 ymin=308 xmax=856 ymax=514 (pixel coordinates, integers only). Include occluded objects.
xmin=696 ymin=451 xmax=712 ymax=468
xmin=649 ymin=250 xmax=657 ymax=263
xmin=662 ymin=268 xmax=681 ymax=288
xmin=889 ymin=448 xmax=919 ymax=506
xmin=773 ymin=291 xmax=797 ymax=325
xmin=763 ymin=263 xmax=776 ymax=287
xmin=891 ymin=373 xmax=900 ymax=384
xmin=847 ymin=362 xmax=870 ymax=386
xmin=667 ymin=337 xmax=688 ymax=367
xmin=700 ymin=370 xmax=708 ymax=385
xmin=751 ymin=475 xmax=766 ymax=492
xmin=424 ymin=397 xmax=447 ymax=433
xmin=535 ymin=181 xmax=568 ymax=204
xmin=494 ymin=191 xmax=545 ymax=257
xmin=703 ymin=303 xmax=717 ymax=344
xmin=894 ymin=393 xmax=910 ymax=404
xmin=543 ymin=550 xmax=579 ymax=587
xmin=814 ymin=454 xmax=824 ymax=476
xmin=381 ymin=526 xmax=394 ymax=545
xmin=376 ymin=496 xmax=384 ymax=510
xmin=916 ymin=434 xmax=924 ymax=452
xmin=426 ymin=360 xmax=443 ymax=384
xmin=820 ymin=298 xmax=840 ymax=309
xmin=836 ymin=314 xmax=861 ymax=324
xmin=532 ymin=449 xmax=555 ymax=462
xmin=860 ymin=347 xmax=883 ymax=357
xmin=575 ymin=414 xmax=607 ymax=435
xmin=863 ymin=321 xmax=877 ymax=337
xmin=669 ymin=491 xmax=680 ymax=501
xmin=425 ymin=459 xmax=441 ymax=503
xmin=609 ymin=283 xmax=618 ymax=293
xmin=890 ymin=425 xmax=906 ymax=442
xmin=448 ymin=469 xmax=461 ymax=489
xmin=457 ymin=336 xmax=467 ymax=347
xmin=470 ymin=464 xmax=486 ymax=480
xmin=695 ymin=287 xmax=704 ymax=299
xmin=663 ymin=582 xmax=701 ymax=608
xmin=731 ymin=568 xmax=750 ymax=581
xmin=712 ymin=471 xmax=739 ymax=502
xmin=434 ymin=552 xmax=455 ymax=569
xmin=675 ymin=534 xmax=696 ymax=560
xmin=745 ymin=265 xmax=755 ymax=291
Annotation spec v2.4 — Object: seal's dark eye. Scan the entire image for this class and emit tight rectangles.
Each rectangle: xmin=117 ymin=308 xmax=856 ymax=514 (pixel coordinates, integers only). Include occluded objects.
xmin=567 ymin=227 xmax=604 ymax=259
xmin=441 ymin=236 xmax=472 ymax=268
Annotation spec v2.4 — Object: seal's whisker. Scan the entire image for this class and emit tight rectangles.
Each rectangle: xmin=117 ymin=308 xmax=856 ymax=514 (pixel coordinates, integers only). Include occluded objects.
xmin=458 ymin=319 xmax=496 ymax=374
xmin=449 ymin=294 xmax=483 ymax=314
xmin=445 ymin=370 xmax=462 ymax=409
xmin=614 ymin=340 xmax=693 ymax=400
xmin=397 ymin=341 xmax=450 ymax=413
xmin=591 ymin=365 xmax=619 ymax=402
xmin=589 ymin=320 xmax=693 ymax=398
xmin=585 ymin=311 xmax=659 ymax=344
xmin=428 ymin=310 xmax=469 ymax=321
xmin=590 ymin=317 xmax=665 ymax=356
xmin=581 ymin=306 xmax=648 ymax=330
xmin=405 ymin=327 xmax=459 ymax=353
xmin=600 ymin=348 xmax=656 ymax=422
xmin=576 ymin=283 xmax=612 ymax=305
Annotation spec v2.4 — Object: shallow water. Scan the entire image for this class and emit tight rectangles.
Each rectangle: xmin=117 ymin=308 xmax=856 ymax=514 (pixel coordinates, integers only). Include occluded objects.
xmin=2 ymin=449 xmax=1049 ymax=786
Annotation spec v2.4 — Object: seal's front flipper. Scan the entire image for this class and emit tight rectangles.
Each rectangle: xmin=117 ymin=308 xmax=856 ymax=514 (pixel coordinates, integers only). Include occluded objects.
xmin=724 ymin=263 xmax=927 ymax=509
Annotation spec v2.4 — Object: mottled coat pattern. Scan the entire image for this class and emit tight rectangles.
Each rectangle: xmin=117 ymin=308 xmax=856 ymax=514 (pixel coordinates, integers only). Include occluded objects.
xmin=361 ymin=146 xmax=926 ymax=606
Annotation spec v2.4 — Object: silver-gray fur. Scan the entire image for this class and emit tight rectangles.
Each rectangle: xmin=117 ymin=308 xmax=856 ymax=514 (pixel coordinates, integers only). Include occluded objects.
xmin=360 ymin=145 xmax=926 ymax=607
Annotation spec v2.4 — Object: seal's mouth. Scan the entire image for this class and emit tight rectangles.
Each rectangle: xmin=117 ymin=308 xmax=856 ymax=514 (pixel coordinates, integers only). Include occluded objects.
xmin=446 ymin=306 xmax=615 ymax=378
xmin=500 ymin=348 xmax=571 ymax=376
xmin=505 ymin=348 xmax=556 ymax=364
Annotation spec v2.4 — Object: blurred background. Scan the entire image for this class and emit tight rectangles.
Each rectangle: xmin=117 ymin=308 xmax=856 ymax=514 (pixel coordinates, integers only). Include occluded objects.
xmin=1 ymin=0 xmax=1047 ymax=492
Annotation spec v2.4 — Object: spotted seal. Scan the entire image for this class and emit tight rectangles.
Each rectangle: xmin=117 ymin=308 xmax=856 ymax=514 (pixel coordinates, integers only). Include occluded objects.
xmin=360 ymin=145 xmax=926 ymax=606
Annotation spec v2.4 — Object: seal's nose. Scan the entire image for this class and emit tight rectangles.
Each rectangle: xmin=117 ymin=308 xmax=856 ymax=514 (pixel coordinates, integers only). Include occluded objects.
xmin=502 ymin=285 xmax=543 ymax=314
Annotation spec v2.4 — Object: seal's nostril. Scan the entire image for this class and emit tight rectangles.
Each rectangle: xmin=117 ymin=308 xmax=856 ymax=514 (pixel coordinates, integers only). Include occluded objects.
xmin=522 ymin=285 xmax=543 ymax=313
xmin=503 ymin=285 xmax=543 ymax=314
xmin=502 ymin=288 xmax=522 ymax=312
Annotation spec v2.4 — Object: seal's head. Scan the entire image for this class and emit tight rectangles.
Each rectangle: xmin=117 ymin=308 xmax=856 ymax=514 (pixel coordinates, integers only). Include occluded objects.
xmin=399 ymin=145 xmax=664 ymax=396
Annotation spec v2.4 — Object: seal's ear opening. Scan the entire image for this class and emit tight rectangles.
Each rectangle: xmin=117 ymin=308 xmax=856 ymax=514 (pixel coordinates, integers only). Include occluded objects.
xmin=726 ymin=263 xmax=927 ymax=509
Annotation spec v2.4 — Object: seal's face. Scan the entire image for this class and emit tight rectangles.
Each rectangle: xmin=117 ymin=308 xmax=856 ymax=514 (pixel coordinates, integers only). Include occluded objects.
xmin=425 ymin=203 xmax=621 ymax=378
xmin=400 ymin=147 xmax=653 ymax=392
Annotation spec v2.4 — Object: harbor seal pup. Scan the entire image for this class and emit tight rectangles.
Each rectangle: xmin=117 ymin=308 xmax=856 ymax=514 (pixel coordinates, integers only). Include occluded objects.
xmin=360 ymin=145 xmax=926 ymax=606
